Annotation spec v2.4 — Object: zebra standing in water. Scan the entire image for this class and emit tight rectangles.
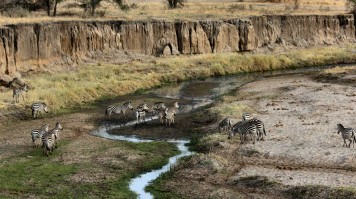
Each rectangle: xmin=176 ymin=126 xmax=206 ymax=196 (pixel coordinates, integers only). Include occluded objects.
xmin=105 ymin=102 xmax=134 ymax=118
xmin=242 ymin=113 xmax=266 ymax=141
xmin=218 ymin=117 xmax=232 ymax=134
xmin=13 ymin=84 xmax=28 ymax=103
xmin=30 ymin=124 xmax=49 ymax=148
xmin=148 ymin=102 xmax=166 ymax=119
xmin=337 ymin=124 xmax=356 ymax=148
xmin=165 ymin=101 xmax=180 ymax=126
xmin=136 ymin=103 xmax=150 ymax=124
xmin=31 ymin=102 xmax=49 ymax=119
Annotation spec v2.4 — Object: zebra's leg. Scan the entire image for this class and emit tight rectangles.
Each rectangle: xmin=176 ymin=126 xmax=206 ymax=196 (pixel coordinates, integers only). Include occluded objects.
xmin=21 ymin=94 xmax=25 ymax=102
xmin=343 ymin=139 xmax=347 ymax=147
xmin=348 ymin=139 xmax=352 ymax=148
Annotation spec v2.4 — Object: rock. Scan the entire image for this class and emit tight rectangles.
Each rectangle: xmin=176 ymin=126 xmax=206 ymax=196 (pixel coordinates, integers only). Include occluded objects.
xmin=0 ymin=15 xmax=354 ymax=75
xmin=0 ymin=75 xmax=13 ymax=87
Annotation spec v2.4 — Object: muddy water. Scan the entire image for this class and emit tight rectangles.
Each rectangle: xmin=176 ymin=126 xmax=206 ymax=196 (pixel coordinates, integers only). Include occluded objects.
xmin=90 ymin=65 xmax=342 ymax=199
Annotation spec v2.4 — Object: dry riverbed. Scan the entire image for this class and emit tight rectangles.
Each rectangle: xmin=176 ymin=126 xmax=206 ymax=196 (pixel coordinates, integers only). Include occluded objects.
xmin=148 ymin=66 xmax=356 ymax=199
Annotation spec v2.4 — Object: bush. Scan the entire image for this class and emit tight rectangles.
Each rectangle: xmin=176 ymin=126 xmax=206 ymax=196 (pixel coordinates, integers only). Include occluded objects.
xmin=1 ymin=5 xmax=29 ymax=17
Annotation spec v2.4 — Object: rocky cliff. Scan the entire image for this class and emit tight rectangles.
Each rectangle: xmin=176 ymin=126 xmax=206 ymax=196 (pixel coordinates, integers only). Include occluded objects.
xmin=0 ymin=15 xmax=354 ymax=76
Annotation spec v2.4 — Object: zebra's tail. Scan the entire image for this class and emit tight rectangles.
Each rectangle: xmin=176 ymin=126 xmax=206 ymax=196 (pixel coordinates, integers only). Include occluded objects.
xmin=105 ymin=109 xmax=109 ymax=116
xmin=353 ymin=134 xmax=356 ymax=148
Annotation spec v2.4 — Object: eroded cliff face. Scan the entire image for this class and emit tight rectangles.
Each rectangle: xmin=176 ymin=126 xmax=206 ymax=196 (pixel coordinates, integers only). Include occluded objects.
xmin=0 ymin=14 xmax=354 ymax=76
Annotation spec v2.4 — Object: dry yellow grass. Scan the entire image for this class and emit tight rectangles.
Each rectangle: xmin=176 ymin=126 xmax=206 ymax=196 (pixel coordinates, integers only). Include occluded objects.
xmin=0 ymin=45 xmax=354 ymax=114
xmin=0 ymin=0 xmax=348 ymax=25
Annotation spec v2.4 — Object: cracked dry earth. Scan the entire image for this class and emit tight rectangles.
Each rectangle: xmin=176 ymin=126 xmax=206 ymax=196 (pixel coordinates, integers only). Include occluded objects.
xmin=161 ymin=71 xmax=356 ymax=199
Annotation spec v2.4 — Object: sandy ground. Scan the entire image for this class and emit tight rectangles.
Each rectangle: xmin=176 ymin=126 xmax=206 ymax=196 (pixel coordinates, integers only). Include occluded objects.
xmin=156 ymin=69 xmax=356 ymax=198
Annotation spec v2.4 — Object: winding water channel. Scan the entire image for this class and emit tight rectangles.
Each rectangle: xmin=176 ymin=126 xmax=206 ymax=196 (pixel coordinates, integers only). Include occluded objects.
xmin=90 ymin=65 xmax=341 ymax=199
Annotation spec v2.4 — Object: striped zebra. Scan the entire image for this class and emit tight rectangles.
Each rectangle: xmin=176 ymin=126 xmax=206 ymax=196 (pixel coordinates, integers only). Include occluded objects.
xmin=42 ymin=130 xmax=56 ymax=156
xmin=146 ymin=102 xmax=166 ymax=119
xmin=51 ymin=122 xmax=63 ymax=141
xmin=242 ymin=113 xmax=266 ymax=141
xmin=31 ymin=102 xmax=49 ymax=119
xmin=228 ymin=121 xmax=243 ymax=139
xmin=105 ymin=102 xmax=133 ymax=118
xmin=229 ymin=120 xmax=257 ymax=144
xmin=165 ymin=101 xmax=179 ymax=126
xmin=218 ymin=117 xmax=232 ymax=134
xmin=337 ymin=124 xmax=356 ymax=148
xmin=135 ymin=103 xmax=150 ymax=124
xmin=30 ymin=124 xmax=49 ymax=148
xmin=13 ymin=84 xmax=28 ymax=103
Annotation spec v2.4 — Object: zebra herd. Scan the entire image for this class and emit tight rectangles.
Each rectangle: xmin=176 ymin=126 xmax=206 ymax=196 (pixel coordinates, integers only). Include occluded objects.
xmin=219 ymin=113 xmax=266 ymax=144
xmin=105 ymin=101 xmax=180 ymax=126
xmin=30 ymin=122 xmax=64 ymax=156
xmin=219 ymin=114 xmax=356 ymax=148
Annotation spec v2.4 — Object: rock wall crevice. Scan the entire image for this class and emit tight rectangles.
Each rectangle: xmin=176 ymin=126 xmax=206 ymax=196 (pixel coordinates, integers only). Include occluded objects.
xmin=0 ymin=14 xmax=354 ymax=76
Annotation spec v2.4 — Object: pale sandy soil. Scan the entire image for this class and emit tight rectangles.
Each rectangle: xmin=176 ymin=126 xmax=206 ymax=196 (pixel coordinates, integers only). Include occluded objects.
xmin=157 ymin=68 xmax=356 ymax=198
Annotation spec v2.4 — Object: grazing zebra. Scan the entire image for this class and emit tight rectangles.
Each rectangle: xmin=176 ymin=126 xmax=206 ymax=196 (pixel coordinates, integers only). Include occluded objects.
xmin=31 ymin=102 xmax=49 ymax=119
xmin=228 ymin=120 xmax=244 ymax=140
xmin=13 ymin=84 xmax=28 ymax=103
xmin=42 ymin=131 xmax=56 ymax=156
xmin=165 ymin=101 xmax=180 ymax=126
xmin=105 ymin=102 xmax=133 ymax=118
xmin=218 ymin=117 xmax=232 ymax=134
xmin=337 ymin=124 xmax=356 ymax=148
xmin=242 ymin=113 xmax=266 ymax=141
xmin=235 ymin=120 xmax=258 ymax=144
xmin=30 ymin=124 xmax=49 ymax=147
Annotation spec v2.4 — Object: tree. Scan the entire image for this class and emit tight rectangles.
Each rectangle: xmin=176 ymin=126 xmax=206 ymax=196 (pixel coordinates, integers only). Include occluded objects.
xmin=53 ymin=0 xmax=64 ymax=16
xmin=167 ymin=0 xmax=185 ymax=9
xmin=347 ymin=0 xmax=356 ymax=14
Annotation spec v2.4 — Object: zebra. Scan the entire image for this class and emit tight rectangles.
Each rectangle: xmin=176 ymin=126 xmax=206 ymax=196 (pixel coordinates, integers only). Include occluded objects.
xmin=228 ymin=120 xmax=244 ymax=140
xmin=165 ymin=101 xmax=179 ymax=126
xmin=51 ymin=122 xmax=64 ymax=141
xmin=337 ymin=124 xmax=356 ymax=148
xmin=42 ymin=130 xmax=56 ymax=156
xmin=31 ymin=102 xmax=49 ymax=119
xmin=135 ymin=103 xmax=150 ymax=124
xmin=229 ymin=120 xmax=258 ymax=144
xmin=30 ymin=124 xmax=49 ymax=148
xmin=105 ymin=102 xmax=133 ymax=118
xmin=13 ymin=84 xmax=28 ymax=103
xmin=218 ymin=117 xmax=232 ymax=134
xmin=136 ymin=110 xmax=147 ymax=124
xmin=146 ymin=102 xmax=166 ymax=119
xmin=242 ymin=113 xmax=266 ymax=141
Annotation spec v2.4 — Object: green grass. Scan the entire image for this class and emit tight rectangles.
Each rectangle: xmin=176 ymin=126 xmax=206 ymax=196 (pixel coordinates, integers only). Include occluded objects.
xmin=0 ymin=141 xmax=179 ymax=198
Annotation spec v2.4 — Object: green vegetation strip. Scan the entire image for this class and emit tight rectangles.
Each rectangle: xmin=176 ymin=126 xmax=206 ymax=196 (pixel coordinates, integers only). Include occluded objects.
xmin=1 ymin=46 xmax=355 ymax=114
xmin=0 ymin=140 xmax=179 ymax=198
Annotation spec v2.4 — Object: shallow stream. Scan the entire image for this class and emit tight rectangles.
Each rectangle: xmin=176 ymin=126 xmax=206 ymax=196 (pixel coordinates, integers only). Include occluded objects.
xmin=90 ymin=65 xmax=341 ymax=199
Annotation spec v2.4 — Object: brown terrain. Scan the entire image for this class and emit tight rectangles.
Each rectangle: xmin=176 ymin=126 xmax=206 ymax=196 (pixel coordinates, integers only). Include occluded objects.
xmin=151 ymin=66 xmax=356 ymax=198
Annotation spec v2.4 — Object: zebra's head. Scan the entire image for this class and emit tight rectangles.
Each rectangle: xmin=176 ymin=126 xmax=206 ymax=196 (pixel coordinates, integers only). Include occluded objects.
xmin=22 ymin=84 xmax=28 ymax=92
xmin=173 ymin=101 xmax=179 ymax=109
xmin=43 ymin=103 xmax=49 ymax=113
xmin=141 ymin=103 xmax=150 ymax=111
xmin=127 ymin=102 xmax=134 ymax=110
xmin=55 ymin=122 xmax=63 ymax=130
xmin=337 ymin=124 xmax=344 ymax=133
